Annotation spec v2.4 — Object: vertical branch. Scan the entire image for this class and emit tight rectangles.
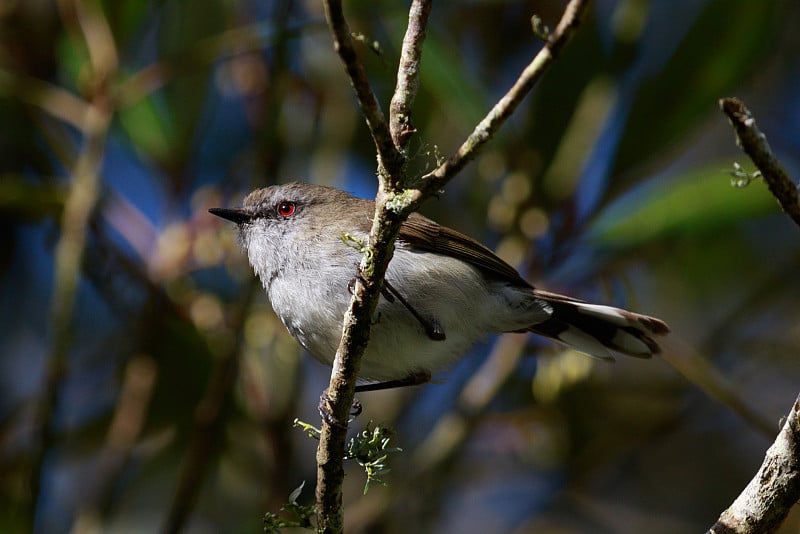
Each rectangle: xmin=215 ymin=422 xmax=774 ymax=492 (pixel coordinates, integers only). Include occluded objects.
xmin=320 ymin=0 xmax=403 ymax=175
xmin=315 ymin=1 xmax=433 ymax=531
xmin=31 ymin=84 xmax=113 ymax=533
xmin=31 ymin=2 xmax=118 ymax=525
xmin=315 ymin=1 xmax=592 ymax=533
xmin=389 ymin=0 xmax=432 ymax=151
xmin=29 ymin=0 xmax=117 ymax=525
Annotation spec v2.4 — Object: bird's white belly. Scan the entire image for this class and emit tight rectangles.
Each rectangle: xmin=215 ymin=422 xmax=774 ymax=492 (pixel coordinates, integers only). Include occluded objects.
xmin=267 ymin=247 xmax=546 ymax=382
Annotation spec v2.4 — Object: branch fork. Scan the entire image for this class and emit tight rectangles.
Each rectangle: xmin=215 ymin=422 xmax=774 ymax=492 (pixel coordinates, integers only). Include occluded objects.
xmin=315 ymin=1 xmax=593 ymax=532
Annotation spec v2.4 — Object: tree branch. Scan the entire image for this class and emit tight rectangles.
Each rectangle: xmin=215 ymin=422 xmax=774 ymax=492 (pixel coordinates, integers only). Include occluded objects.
xmin=316 ymin=2 xmax=433 ymax=531
xmin=707 ymin=393 xmax=800 ymax=534
xmin=710 ymin=97 xmax=800 ymax=533
xmin=314 ymin=214 xmax=399 ymax=534
xmin=315 ymin=2 xmax=591 ymax=532
xmin=719 ymin=97 xmax=800 ymax=229
xmin=321 ymin=0 xmax=403 ymax=175
xmin=161 ymin=285 xmax=256 ymax=534
xmin=413 ymin=0 xmax=592 ymax=202
xmin=30 ymin=2 xmax=118 ymax=526
xmin=31 ymin=82 xmax=113 ymax=534
xmin=389 ymin=0 xmax=431 ymax=152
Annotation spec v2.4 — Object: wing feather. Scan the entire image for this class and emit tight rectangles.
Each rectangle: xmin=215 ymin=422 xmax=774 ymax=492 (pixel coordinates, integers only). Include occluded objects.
xmin=398 ymin=212 xmax=529 ymax=287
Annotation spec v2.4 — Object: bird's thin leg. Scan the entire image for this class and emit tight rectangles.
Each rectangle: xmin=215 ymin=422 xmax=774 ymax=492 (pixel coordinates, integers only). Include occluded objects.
xmin=318 ymin=389 xmax=348 ymax=430
xmin=348 ymin=274 xmax=446 ymax=341
xmin=354 ymin=370 xmax=432 ymax=392
xmin=382 ymin=280 xmax=446 ymax=341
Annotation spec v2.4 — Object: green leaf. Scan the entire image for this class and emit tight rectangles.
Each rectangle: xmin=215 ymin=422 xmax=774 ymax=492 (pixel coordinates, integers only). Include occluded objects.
xmin=287 ymin=481 xmax=305 ymax=504
xmin=588 ymin=163 xmax=776 ymax=249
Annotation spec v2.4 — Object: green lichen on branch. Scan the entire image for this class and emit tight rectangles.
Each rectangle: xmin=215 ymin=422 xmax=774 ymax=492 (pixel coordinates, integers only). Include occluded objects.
xmin=384 ymin=189 xmax=417 ymax=214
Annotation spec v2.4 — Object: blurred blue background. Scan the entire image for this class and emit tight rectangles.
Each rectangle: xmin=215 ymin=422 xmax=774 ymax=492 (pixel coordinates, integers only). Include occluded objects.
xmin=1 ymin=0 xmax=799 ymax=532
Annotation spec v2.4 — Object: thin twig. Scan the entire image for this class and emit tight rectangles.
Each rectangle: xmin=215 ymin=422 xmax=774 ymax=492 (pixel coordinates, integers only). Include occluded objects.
xmin=321 ymin=0 xmax=403 ymax=175
xmin=71 ymin=355 xmax=158 ymax=533
xmin=315 ymin=2 xmax=592 ymax=533
xmin=0 ymin=70 xmax=89 ymax=129
xmin=31 ymin=91 xmax=113 ymax=534
xmin=707 ymin=394 xmax=800 ymax=534
xmin=412 ymin=0 xmax=592 ymax=203
xmin=389 ymin=0 xmax=432 ymax=151
xmin=163 ymin=4 xmax=296 ymax=529
xmin=30 ymin=4 xmax=118 ymax=527
xmin=161 ymin=284 xmax=256 ymax=534
xmin=719 ymin=97 xmax=800 ymax=229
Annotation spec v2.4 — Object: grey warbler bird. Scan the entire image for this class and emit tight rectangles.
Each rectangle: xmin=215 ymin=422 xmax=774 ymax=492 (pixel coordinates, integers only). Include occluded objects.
xmin=210 ymin=182 xmax=669 ymax=391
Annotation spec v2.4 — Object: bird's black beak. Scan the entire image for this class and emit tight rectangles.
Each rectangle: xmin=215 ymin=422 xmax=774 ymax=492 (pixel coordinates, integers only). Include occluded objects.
xmin=209 ymin=207 xmax=253 ymax=224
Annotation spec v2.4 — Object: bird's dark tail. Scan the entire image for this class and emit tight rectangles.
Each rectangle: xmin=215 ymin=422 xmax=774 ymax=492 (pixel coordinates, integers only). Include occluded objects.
xmin=527 ymin=290 xmax=670 ymax=360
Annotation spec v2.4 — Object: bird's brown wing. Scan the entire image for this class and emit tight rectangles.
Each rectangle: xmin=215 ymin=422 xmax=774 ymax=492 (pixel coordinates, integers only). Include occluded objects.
xmin=398 ymin=212 xmax=530 ymax=287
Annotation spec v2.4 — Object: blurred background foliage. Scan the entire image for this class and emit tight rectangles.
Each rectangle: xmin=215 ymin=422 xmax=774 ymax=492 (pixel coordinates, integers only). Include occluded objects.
xmin=1 ymin=0 xmax=800 ymax=532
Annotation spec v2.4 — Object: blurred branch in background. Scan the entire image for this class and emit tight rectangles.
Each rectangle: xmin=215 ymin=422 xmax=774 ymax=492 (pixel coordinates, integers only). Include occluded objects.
xmin=114 ymin=20 xmax=314 ymax=110
xmin=161 ymin=279 xmax=256 ymax=534
xmin=71 ymin=354 xmax=157 ymax=534
xmin=31 ymin=0 xmax=117 ymax=528
xmin=346 ymin=333 xmax=529 ymax=531
xmin=659 ymin=341 xmax=774 ymax=437
xmin=5 ymin=0 xmax=298 ymax=531
xmin=0 ymin=71 xmax=88 ymax=130
xmin=164 ymin=1 xmax=295 ymax=531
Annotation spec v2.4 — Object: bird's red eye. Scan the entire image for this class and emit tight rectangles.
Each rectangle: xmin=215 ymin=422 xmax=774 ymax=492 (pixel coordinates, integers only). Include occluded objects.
xmin=277 ymin=201 xmax=296 ymax=217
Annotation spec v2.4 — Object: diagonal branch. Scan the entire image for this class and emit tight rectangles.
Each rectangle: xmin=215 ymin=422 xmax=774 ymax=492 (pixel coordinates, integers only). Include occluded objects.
xmin=413 ymin=0 xmax=592 ymax=203
xmin=711 ymin=97 xmax=800 ymax=534
xmin=0 ymin=70 xmax=89 ymax=129
xmin=719 ymin=97 xmax=800 ymax=229
xmin=321 ymin=0 xmax=404 ymax=175
xmin=707 ymin=393 xmax=800 ymax=534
